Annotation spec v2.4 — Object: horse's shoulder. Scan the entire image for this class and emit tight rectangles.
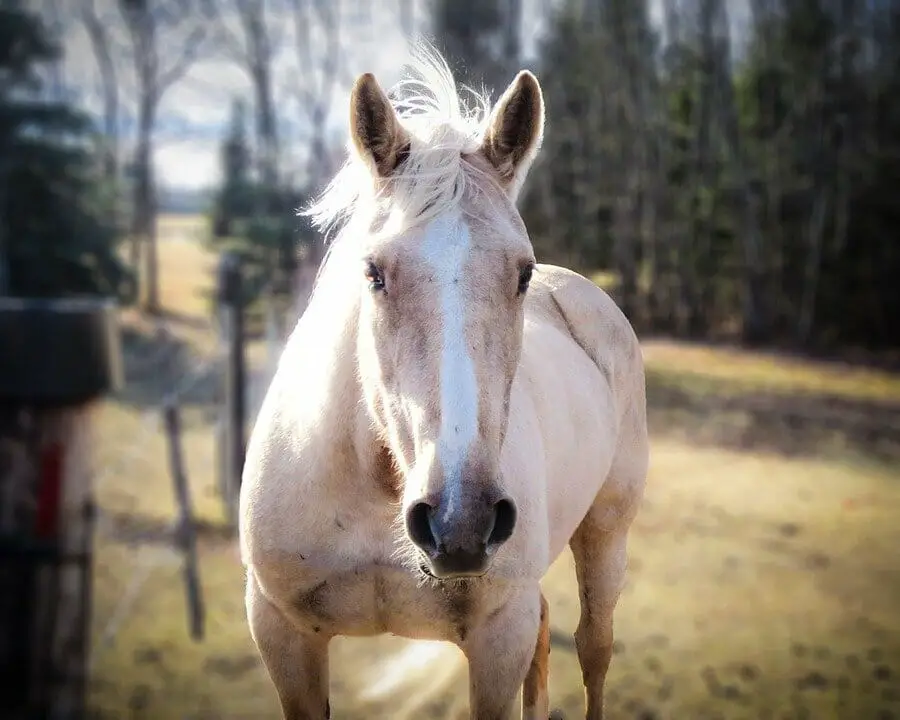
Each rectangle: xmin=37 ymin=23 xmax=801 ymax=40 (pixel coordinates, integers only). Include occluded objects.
xmin=529 ymin=263 xmax=643 ymax=385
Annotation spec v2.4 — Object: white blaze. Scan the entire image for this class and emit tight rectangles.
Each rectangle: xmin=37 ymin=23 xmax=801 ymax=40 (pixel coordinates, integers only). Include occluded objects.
xmin=419 ymin=211 xmax=478 ymax=522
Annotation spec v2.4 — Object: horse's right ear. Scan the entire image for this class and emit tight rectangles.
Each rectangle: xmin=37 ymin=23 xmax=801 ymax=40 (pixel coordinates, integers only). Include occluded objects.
xmin=349 ymin=73 xmax=410 ymax=178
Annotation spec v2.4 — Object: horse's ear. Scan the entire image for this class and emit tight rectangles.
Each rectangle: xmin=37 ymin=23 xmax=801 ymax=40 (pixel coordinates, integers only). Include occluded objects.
xmin=480 ymin=70 xmax=545 ymax=199
xmin=349 ymin=73 xmax=409 ymax=178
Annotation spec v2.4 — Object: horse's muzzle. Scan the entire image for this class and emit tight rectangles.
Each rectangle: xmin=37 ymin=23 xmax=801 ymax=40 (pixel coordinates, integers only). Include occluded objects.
xmin=405 ymin=496 xmax=517 ymax=579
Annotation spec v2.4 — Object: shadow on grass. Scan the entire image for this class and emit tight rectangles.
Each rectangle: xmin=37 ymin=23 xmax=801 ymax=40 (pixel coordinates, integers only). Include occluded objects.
xmin=646 ymin=369 xmax=900 ymax=465
xmin=154 ymin=307 xmax=216 ymax=333
xmin=101 ymin=508 xmax=235 ymax=547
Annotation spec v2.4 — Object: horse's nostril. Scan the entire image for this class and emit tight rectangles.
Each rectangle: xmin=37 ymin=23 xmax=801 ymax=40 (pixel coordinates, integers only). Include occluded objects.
xmin=406 ymin=501 xmax=439 ymax=552
xmin=488 ymin=498 xmax=517 ymax=547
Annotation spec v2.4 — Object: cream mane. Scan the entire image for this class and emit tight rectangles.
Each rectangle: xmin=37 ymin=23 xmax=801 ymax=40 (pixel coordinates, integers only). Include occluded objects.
xmin=297 ymin=43 xmax=499 ymax=321
xmin=306 ymin=42 xmax=493 ymax=240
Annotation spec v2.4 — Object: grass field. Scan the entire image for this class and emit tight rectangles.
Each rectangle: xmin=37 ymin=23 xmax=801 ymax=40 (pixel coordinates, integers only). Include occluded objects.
xmin=87 ymin=215 xmax=900 ymax=719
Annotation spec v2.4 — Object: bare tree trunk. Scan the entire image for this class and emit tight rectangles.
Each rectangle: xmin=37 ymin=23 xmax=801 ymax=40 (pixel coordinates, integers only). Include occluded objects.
xmin=613 ymin=172 xmax=641 ymax=324
xmin=123 ymin=9 xmax=159 ymax=301
xmin=134 ymin=94 xmax=157 ymax=310
xmin=797 ymin=185 xmax=828 ymax=346
xmin=0 ymin=155 xmax=9 ymax=294
xmin=648 ymin=0 xmax=684 ymax=332
xmin=239 ymin=0 xmax=280 ymax=193
xmin=612 ymin=0 xmax=656 ymax=328
xmin=679 ymin=0 xmax=718 ymax=337
xmin=119 ymin=0 xmax=208 ymax=315
xmin=747 ymin=0 xmax=782 ymax=334
xmin=80 ymin=0 xmax=120 ymax=198
xmin=291 ymin=0 xmax=345 ymax=267
xmin=293 ymin=0 xmax=342 ymax=183
xmin=252 ymin=62 xmax=279 ymax=192
xmin=217 ymin=0 xmax=282 ymax=287
xmin=715 ymin=1 xmax=768 ymax=344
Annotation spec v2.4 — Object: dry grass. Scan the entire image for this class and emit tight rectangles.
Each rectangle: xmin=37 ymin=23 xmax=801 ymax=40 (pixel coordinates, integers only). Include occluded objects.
xmin=156 ymin=216 xmax=214 ymax=313
xmin=88 ymin=219 xmax=900 ymax=719
xmin=643 ymin=340 xmax=900 ymax=405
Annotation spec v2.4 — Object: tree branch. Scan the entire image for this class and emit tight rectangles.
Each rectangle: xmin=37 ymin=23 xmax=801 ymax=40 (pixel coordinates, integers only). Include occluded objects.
xmin=158 ymin=25 xmax=208 ymax=92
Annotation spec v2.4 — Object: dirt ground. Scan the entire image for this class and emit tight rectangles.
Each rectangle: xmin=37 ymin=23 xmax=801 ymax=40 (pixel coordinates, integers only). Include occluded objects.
xmin=86 ymin=219 xmax=900 ymax=719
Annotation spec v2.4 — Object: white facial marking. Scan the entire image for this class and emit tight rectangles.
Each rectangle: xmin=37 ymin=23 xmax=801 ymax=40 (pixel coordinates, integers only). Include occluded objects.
xmin=419 ymin=211 xmax=478 ymax=522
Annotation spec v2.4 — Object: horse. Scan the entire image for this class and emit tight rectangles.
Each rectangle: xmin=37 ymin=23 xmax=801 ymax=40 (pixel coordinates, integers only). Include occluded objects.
xmin=240 ymin=45 xmax=649 ymax=720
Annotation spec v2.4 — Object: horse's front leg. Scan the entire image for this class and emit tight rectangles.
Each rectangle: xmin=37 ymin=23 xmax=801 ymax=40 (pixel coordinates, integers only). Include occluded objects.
xmin=464 ymin=587 xmax=542 ymax=720
xmin=246 ymin=572 xmax=330 ymax=720
xmin=569 ymin=521 xmax=631 ymax=720
xmin=522 ymin=592 xmax=551 ymax=720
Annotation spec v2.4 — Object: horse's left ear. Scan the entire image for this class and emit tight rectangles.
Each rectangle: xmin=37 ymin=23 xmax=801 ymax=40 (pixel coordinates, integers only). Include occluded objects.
xmin=480 ymin=70 xmax=545 ymax=200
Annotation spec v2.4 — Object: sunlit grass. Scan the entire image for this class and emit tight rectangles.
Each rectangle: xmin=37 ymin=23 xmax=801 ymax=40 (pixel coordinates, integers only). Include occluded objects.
xmin=157 ymin=213 xmax=209 ymax=241
xmin=643 ymin=339 xmax=900 ymax=405
xmin=584 ymin=266 xmax=900 ymax=404
xmin=156 ymin=217 xmax=216 ymax=317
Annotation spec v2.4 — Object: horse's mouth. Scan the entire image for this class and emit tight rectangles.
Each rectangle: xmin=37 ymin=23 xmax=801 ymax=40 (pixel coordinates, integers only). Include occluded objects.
xmin=416 ymin=552 xmax=490 ymax=583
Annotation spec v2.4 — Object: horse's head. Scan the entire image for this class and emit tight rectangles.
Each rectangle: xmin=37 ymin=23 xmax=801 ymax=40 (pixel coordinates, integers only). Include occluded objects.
xmin=312 ymin=51 xmax=544 ymax=580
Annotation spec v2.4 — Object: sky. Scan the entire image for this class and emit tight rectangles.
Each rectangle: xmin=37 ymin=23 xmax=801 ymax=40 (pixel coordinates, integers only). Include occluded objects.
xmin=60 ymin=1 xmax=419 ymax=190
xmin=56 ymin=0 xmax=749 ymax=192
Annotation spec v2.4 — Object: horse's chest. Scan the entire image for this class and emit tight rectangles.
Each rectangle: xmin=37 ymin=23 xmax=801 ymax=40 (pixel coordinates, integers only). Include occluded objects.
xmin=290 ymin=566 xmax=476 ymax=643
xmin=251 ymin=491 xmax=482 ymax=642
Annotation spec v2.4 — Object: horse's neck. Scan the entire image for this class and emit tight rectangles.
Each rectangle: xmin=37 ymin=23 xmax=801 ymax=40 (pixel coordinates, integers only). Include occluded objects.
xmin=281 ymin=287 xmax=389 ymax=499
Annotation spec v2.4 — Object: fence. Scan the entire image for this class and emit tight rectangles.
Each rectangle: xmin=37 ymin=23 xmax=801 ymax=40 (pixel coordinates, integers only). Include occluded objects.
xmin=87 ymin=250 xmax=285 ymax=663
xmin=0 ymin=250 xmax=297 ymax=719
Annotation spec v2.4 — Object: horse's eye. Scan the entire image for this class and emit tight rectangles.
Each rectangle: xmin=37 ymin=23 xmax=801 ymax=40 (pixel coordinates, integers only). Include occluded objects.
xmin=517 ymin=263 xmax=534 ymax=296
xmin=365 ymin=261 xmax=385 ymax=292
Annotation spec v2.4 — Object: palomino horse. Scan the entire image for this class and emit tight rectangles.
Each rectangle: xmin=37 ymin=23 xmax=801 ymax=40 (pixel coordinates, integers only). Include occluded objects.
xmin=240 ymin=45 xmax=649 ymax=720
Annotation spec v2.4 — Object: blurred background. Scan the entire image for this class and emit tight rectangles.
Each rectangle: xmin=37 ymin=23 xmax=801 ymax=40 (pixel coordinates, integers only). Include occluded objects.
xmin=1 ymin=0 xmax=898 ymax=718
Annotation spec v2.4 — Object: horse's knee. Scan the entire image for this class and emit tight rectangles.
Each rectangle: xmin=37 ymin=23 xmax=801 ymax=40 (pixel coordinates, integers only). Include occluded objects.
xmin=465 ymin=589 xmax=542 ymax=717
xmin=574 ymin=616 xmax=613 ymax=683
xmin=245 ymin=572 xmax=330 ymax=720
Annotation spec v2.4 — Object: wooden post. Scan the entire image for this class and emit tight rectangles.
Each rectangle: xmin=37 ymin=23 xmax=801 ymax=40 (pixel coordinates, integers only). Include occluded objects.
xmin=162 ymin=403 xmax=205 ymax=641
xmin=216 ymin=253 xmax=246 ymax=529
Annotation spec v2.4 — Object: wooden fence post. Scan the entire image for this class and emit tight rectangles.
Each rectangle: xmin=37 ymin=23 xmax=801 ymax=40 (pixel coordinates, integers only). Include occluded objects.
xmin=216 ymin=253 xmax=246 ymax=530
xmin=162 ymin=403 xmax=204 ymax=641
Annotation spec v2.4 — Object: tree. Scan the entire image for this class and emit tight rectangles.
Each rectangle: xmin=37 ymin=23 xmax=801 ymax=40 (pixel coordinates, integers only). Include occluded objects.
xmin=207 ymin=97 xmax=310 ymax=310
xmin=524 ymin=0 xmax=900 ymax=351
xmin=209 ymin=0 xmax=347 ymax=323
xmin=79 ymin=0 xmax=121 ymax=203
xmin=0 ymin=2 xmax=129 ymax=298
xmin=210 ymin=0 xmax=281 ymax=201
xmin=735 ymin=0 xmax=900 ymax=349
xmin=430 ymin=0 xmax=514 ymax=95
xmin=117 ymin=0 xmax=211 ymax=314
xmin=211 ymin=98 xmax=254 ymax=238
xmin=520 ymin=1 xmax=609 ymax=269
xmin=520 ymin=0 xmax=659 ymax=327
